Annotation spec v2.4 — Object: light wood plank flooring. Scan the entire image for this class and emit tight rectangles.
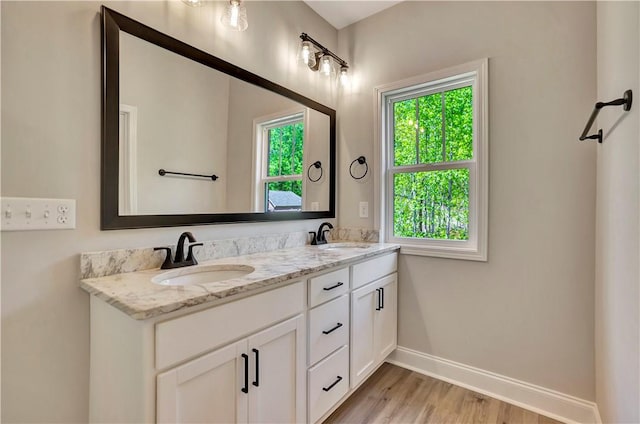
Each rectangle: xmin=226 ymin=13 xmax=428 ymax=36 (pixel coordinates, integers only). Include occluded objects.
xmin=324 ymin=363 xmax=564 ymax=424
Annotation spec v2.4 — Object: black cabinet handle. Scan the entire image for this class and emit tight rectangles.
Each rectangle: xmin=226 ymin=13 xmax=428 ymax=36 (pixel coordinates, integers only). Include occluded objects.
xmin=381 ymin=287 xmax=385 ymax=309
xmin=252 ymin=348 xmax=259 ymax=387
xmin=322 ymin=376 xmax=343 ymax=392
xmin=375 ymin=288 xmax=382 ymax=311
xmin=323 ymin=282 xmax=344 ymax=291
xmin=322 ymin=322 xmax=343 ymax=335
xmin=241 ymin=353 xmax=249 ymax=393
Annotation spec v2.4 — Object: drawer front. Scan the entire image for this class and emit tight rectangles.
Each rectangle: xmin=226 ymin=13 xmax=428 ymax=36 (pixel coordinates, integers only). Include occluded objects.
xmin=352 ymin=253 xmax=397 ymax=289
xmin=308 ymin=345 xmax=349 ymax=424
xmin=308 ymin=295 xmax=349 ymax=366
xmin=156 ymin=281 xmax=304 ymax=370
xmin=308 ymin=267 xmax=349 ymax=307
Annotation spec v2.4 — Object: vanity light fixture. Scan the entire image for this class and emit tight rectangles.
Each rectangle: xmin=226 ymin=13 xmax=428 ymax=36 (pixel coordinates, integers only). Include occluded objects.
xmin=221 ymin=0 xmax=248 ymax=32
xmin=298 ymin=33 xmax=349 ymax=87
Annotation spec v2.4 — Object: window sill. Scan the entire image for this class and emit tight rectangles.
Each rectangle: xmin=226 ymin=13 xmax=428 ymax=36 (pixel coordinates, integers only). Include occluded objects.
xmin=398 ymin=243 xmax=487 ymax=262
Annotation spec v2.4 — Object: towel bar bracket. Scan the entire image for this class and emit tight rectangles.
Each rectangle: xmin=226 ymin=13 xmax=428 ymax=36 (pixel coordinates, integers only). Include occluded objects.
xmin=579 ymin=89 xmax=632 ymax=144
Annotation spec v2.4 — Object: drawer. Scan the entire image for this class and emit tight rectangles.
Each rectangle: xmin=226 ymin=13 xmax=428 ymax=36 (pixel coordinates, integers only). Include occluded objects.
xmin=352 ymin=253 xmax=397 ymax=289
xmin=155 ymin=281 xmax=304 ymax=370
xmin=308 ymin=345 xmax=349 ymax=424
xmin=309 ymin=267 xmax=349 ymax=307
xmin=308 ymin=294 xmax=349 ymax=366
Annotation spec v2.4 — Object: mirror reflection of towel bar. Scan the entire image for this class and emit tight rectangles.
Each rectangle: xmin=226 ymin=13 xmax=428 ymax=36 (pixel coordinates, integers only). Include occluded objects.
xmin=158 ymin=169 xmax=219 ymax=181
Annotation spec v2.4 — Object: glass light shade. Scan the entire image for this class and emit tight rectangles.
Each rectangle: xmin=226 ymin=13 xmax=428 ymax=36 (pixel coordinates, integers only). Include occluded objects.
xmin=221 ymin=0 xmax=248 ymax=32
xmin=338 ymin=66 xmax=350 ymax=87
xmin=298 ymin=41 xmax=316 ymax=68
xmin=182 ymin=0 xmax=203 ymax=6
xmin=319 ymin=54 xmax=333 ymax=77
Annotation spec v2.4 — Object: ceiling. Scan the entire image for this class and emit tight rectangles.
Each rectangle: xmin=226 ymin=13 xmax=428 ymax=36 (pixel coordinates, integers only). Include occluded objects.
xmin=303 ymin=1 xmax=402 ymax=30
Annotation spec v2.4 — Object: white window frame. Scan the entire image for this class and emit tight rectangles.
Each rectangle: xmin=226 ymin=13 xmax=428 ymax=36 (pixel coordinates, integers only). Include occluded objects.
xmin=374 ymin=59 xmax=488 ymax=261
xmin=252 ymin=108 xmax=308 ymax=212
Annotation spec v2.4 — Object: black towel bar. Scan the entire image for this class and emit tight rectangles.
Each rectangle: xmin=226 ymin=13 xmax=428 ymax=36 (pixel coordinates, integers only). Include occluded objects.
xmin=579 ymin=90 xmax=632 ymax=143
xmin=158 ymin=169 xmax=218 ymax=181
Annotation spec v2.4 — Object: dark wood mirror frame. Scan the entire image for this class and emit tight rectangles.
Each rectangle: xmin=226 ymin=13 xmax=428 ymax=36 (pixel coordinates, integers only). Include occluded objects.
xmin=101 ymin=6 xmax=336 ymax=230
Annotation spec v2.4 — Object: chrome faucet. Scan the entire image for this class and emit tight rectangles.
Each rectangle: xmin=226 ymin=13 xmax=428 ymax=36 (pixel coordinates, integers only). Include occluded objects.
xmin=154 ymin=231 xmax=203 ymax=269
xmin=310 ymin=222 xmax=334 ymax=245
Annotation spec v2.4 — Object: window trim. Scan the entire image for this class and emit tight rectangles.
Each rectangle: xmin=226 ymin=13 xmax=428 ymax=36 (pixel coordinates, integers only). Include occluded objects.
xmin=252 ymin=108 xmax=308 ymax=212
xmin=374 ymin=59 xmax=488 ymax=261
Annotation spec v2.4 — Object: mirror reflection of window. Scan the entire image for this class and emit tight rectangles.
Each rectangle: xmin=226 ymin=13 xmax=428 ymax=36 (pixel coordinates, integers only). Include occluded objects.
xmin=255 ymin=112 xmax=305 ymax=212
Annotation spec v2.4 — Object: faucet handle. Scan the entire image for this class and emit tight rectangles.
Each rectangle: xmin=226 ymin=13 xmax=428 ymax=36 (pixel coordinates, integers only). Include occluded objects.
xmin=309 ymin=231 xmax=318 ymax=245
xmin=186 ymin=242 xmax=203 ymax=264
xmin=154 ymin=247 xmax=173 ymax=270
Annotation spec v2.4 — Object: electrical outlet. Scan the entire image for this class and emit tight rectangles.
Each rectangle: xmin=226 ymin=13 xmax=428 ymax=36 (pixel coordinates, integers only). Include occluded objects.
xmin=359 ymin=201 xmax=369 ymax=218
xmin=1 ymin=197 xmax=76 ymax=231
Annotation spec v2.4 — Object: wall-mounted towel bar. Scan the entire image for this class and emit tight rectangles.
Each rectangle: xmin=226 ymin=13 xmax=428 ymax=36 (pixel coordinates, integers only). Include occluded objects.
xmin=158 ymin=169 xmax=219 ymax=181
xmin=579 ymin=89 xmax=632 ymax=143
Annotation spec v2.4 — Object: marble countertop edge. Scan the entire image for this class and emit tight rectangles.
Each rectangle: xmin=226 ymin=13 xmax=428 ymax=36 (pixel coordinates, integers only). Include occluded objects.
xmin=81 ymin=243 xmax=400 ymax=320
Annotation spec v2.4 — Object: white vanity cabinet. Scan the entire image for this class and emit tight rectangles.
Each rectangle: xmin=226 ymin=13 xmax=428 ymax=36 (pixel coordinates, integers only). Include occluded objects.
xmin=306 ymin=268 xmax=350 ymax=423
xmin=87 ymin=248 xmax=399 ymax=424
xmin=350 ymin=254 xmax=398 ymax=389
xmin=89 ymin=281 xmax=305 ymax=423
xmin=351 ymin=273 xmax=398 ymax=388
xmin=156 ymin=314 xmax=305 ymax=424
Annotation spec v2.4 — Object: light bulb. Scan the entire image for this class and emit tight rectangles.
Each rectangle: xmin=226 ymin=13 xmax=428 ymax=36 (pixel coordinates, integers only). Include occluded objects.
xmin=221 ymin=0 xmax=248 ymax=32
xmin=298 ymin=41 xmax=316 ymax=68
xmin=320 ymin=55 xmax=332 ymax=77
xmin=182 ymin=0 xmax=202 ymax=6
xmin=339 ymin=66 xmax=350 ymax=87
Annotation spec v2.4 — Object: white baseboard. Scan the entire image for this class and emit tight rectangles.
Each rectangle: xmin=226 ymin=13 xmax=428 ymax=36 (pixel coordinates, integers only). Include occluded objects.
xmin=387 ymin=347 xmax=601 ymax=424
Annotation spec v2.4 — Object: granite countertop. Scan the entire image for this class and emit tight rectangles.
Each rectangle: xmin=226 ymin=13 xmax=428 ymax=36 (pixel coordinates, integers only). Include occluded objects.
xmin=81 ymin=242 xmax=399 ymax=320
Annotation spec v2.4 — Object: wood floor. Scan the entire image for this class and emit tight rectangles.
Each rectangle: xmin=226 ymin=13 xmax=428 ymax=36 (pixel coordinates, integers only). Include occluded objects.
xmin=323 ymin=363 xmax=564 ymax=424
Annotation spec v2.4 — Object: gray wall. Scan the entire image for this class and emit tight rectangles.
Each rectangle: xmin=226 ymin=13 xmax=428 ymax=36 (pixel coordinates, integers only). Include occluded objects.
xmin=337 ymin=2 xmax=597 ymax=400
xmin=595 ymin=2 xmax=640 ymax=422
xmin=0 ymin=1 xmax=337 ymax=421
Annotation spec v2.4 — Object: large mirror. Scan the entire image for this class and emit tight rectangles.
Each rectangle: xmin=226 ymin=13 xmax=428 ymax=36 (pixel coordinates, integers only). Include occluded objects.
xmin=101 ymin=6 xmax=335 ymax=229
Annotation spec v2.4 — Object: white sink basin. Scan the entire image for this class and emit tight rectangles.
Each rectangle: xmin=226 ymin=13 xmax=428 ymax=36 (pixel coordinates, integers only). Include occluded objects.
xmin=318 ymin=242 xmax=372 ymax=251
xmin=152 ymin=264 xmax=255 ymax=286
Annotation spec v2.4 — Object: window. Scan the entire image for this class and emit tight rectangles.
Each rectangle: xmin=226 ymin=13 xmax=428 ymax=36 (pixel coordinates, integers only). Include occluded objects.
xmin=254 ymin=111 xmax=306 ymax=212
xmin=377 ymin=60 xmax=488 ymax=260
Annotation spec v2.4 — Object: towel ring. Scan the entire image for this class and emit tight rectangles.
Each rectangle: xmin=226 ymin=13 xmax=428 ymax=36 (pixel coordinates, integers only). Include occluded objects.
xmin=349 ymin=156 xmax=368 ymax=180
xmin=307 ymin=161 xmax=323 ymax=182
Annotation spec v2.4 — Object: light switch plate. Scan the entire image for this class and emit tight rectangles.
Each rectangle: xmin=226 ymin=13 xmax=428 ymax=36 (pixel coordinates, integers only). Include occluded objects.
xmin=359 ymin=201 xmax=369 ymax=218
xmin=1 ymin=197 xmax=76 ymax=231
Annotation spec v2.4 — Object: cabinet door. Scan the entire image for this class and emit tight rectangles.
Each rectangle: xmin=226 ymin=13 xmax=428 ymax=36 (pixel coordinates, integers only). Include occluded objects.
xmin=351 ymin=273 xmax=398 ymax=389
xmin=350 ymin=281 xmax=377 ymax=388
xmin=375 ymin=274 xmax=397 ymax=362
xmin=156 ymin=340 xmax=248 ymax=424
xmin=247 ymin=314 xmax=306 ymax=424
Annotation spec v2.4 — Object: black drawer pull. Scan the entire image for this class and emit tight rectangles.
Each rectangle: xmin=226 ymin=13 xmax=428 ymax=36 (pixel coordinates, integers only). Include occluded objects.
xmin=252 ymin=348 xmax=259 ymax=387
xmin=241 ymin=353 xmax=249 ymax=393
xmin=322 ymin=376 xmax=343 ymax=392
xmin=375 ymin=288 xmax=382 ymax=311
xmin=323 ymin=282 xmax=344 ymax=291
xmin=322 ymin=322 xmax=343 ymax=335
xmin=381 ymin=287 xmax=385 ymax=309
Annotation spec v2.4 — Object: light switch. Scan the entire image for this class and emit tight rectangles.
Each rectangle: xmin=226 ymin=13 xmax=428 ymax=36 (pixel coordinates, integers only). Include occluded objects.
xmin=359 ymin=201 xmax=369 ymax=218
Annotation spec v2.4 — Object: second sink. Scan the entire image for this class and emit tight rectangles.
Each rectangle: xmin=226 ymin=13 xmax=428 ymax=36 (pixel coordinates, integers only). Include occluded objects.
xmin=152 ymin=264 xmax=255 ymax=286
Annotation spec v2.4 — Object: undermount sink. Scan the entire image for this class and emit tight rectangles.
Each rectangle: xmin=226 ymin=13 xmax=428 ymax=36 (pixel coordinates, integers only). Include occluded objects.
xmin=151 ymin=264 xmax=255 ymax=286
xmin=318 ymin=242 xmax=372 ymax=251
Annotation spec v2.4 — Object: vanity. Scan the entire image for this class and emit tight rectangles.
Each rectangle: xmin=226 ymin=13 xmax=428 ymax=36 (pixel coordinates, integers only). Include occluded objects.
xmin=82 ymin=243 xmax=399 ymax=423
